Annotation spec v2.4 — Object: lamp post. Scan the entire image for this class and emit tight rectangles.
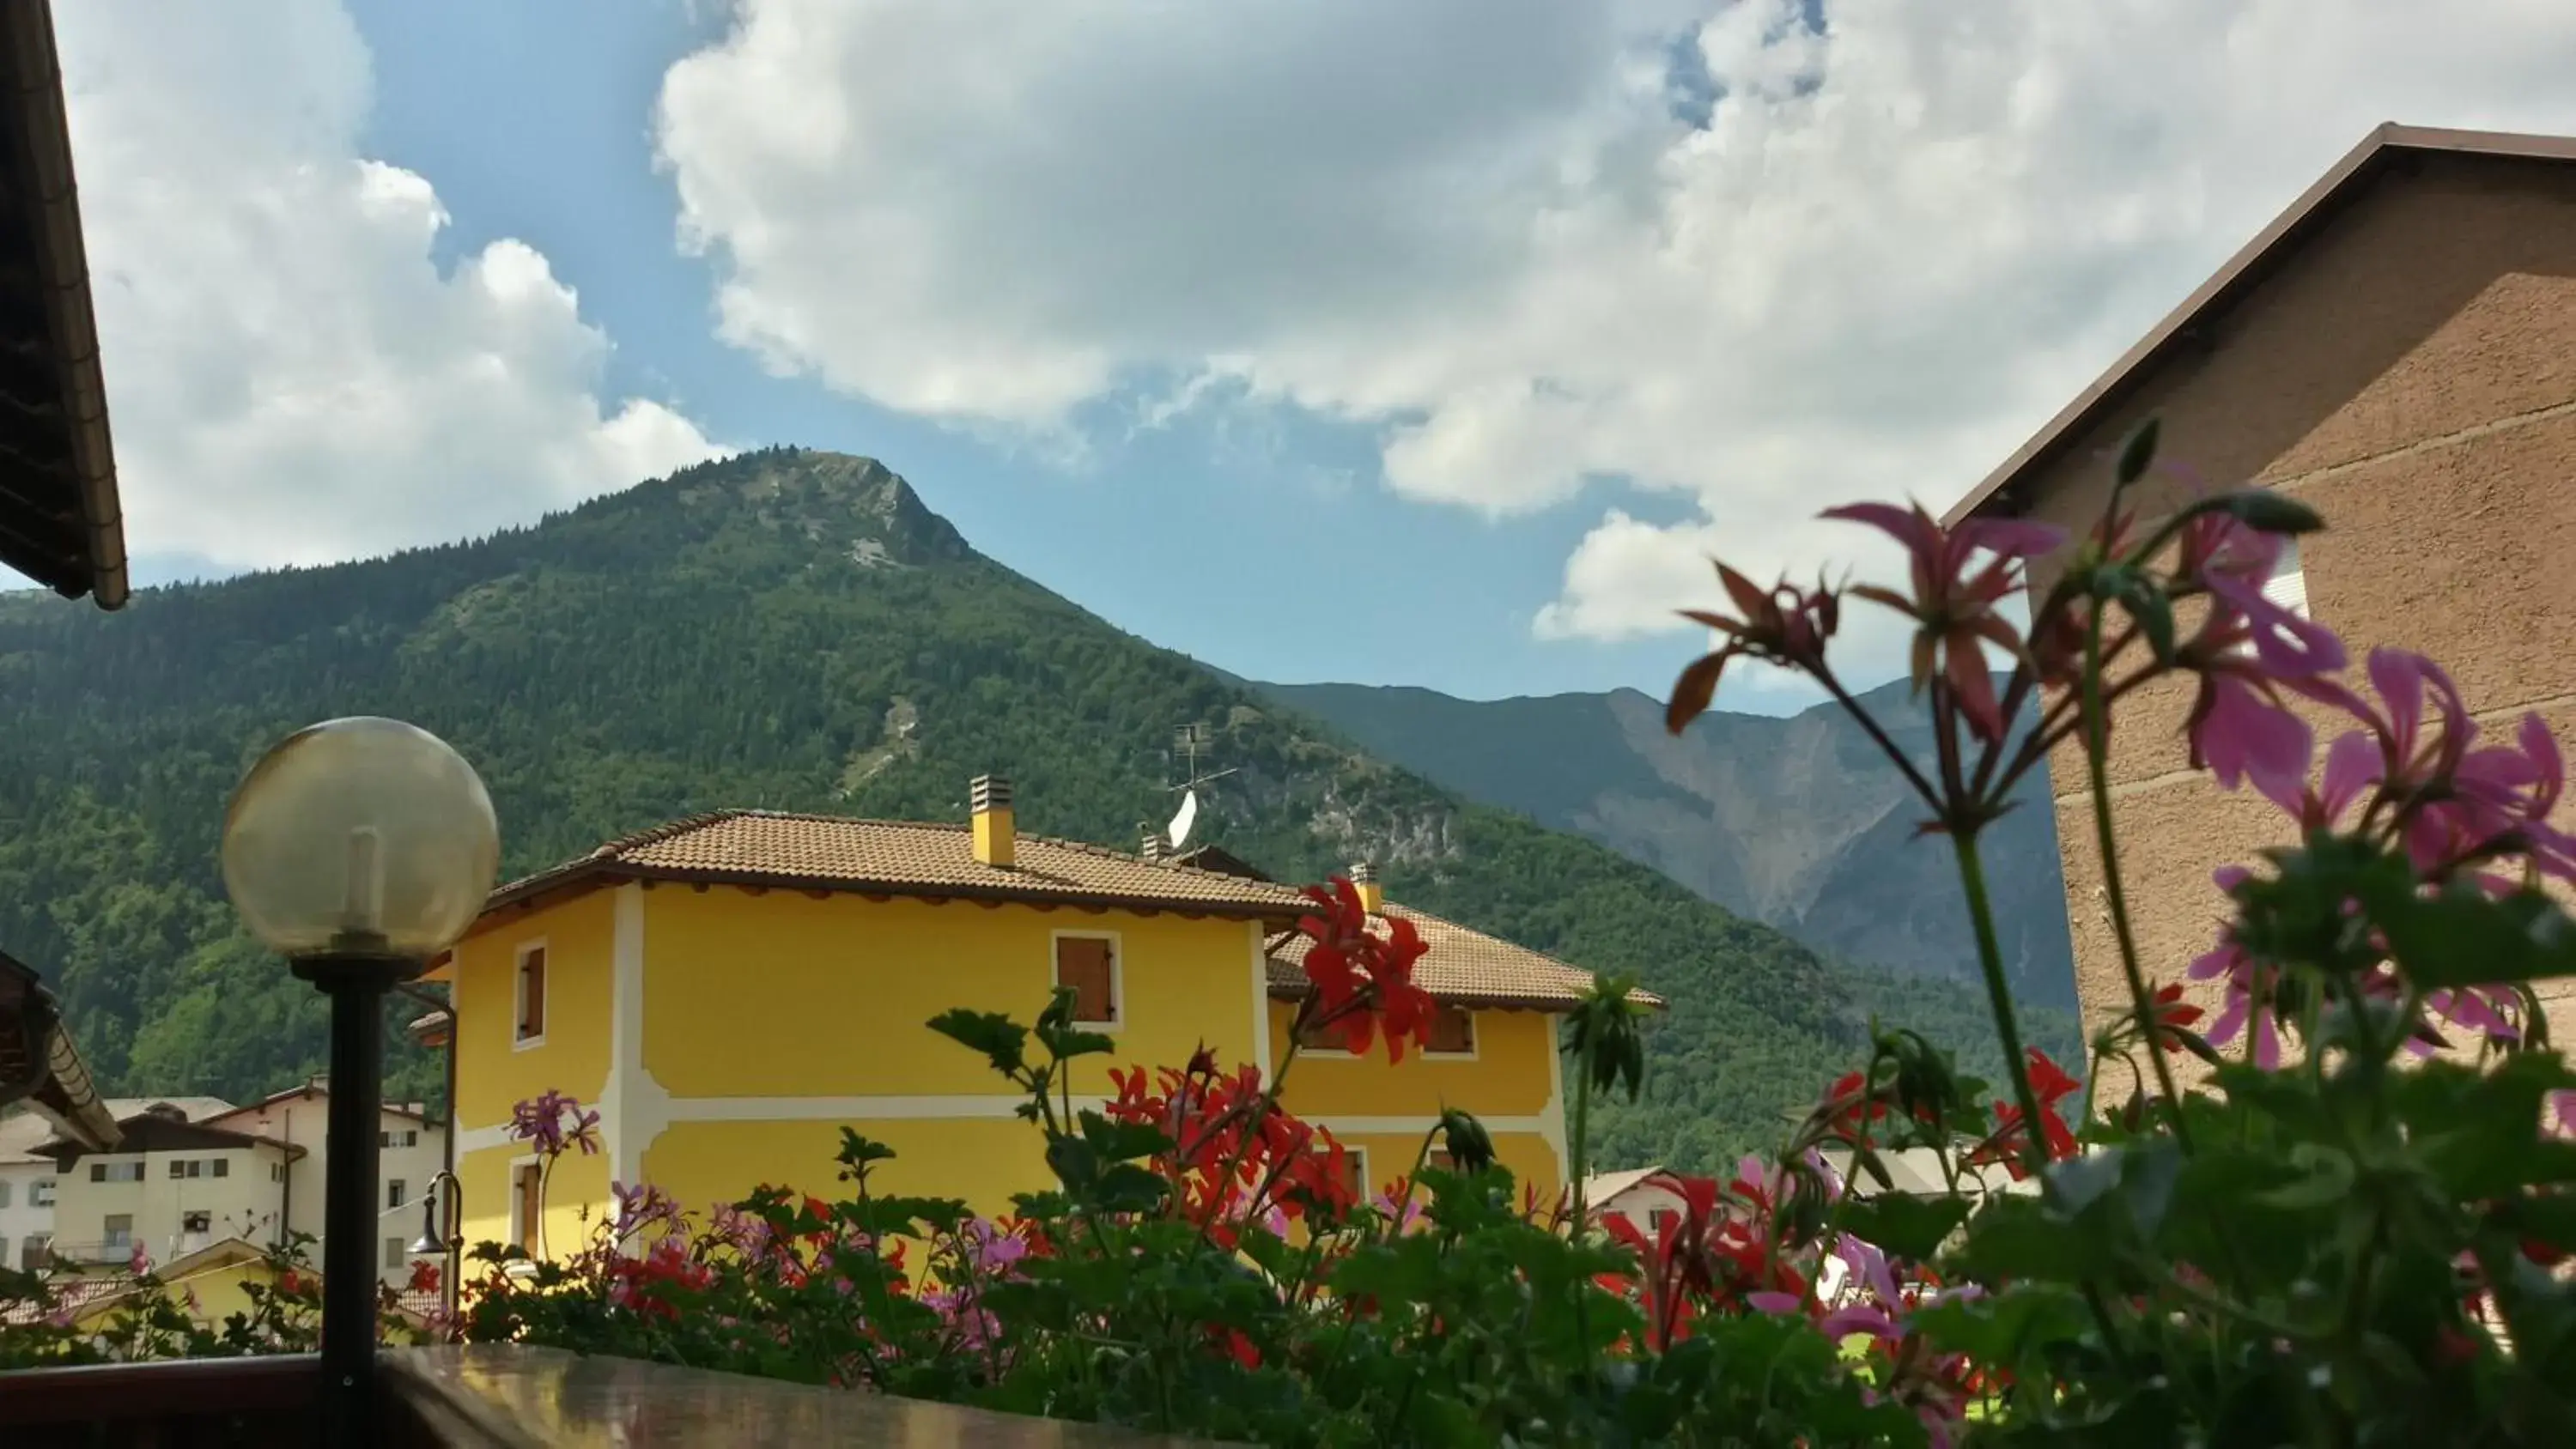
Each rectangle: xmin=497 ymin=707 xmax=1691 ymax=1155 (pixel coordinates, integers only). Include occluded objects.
xmin=409 ymin=1169 xmax=464 ymax=1319
xmin=221 ymin=718 xmax=498 ymax=1445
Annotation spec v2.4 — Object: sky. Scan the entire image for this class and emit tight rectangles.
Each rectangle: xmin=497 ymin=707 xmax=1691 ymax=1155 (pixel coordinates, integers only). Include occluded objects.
xmin=48 ymin=0 xmax=2576 ymax=712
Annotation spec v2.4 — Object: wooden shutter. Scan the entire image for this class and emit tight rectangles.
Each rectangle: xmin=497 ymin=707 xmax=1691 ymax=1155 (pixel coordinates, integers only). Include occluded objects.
xmin=1056 ymin=937 xmax=1117 ymax=1023
xmin=518 ymin=948 xmax=547 ymax=1040
xmin=516 ymin=1166 xmax=542 ymax=1252
xmin=1427 ymin=1007 xmax=1475 ymax=1055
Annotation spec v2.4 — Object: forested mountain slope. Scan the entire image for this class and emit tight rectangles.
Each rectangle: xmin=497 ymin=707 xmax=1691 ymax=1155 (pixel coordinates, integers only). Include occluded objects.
xmin=0 ymin=448 xmax=2071 ymax=1167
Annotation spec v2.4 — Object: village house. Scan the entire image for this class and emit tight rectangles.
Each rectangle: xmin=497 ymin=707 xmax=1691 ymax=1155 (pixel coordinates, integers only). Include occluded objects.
xmin=1945 ymin=123 xmax=2576 ymax=1070
xmin=0 ymin=1096 xmax=228 ymax=1275
xmin=16 ymin=1082 xmax=444 ymax=1292
xmin=199 ymin=1080 xmax=449 ymax=1289
xmin=427 ymin=775 xmax=1656 ymax=1255
xmin=28 ymin=1103 xmax=300 ymax=1272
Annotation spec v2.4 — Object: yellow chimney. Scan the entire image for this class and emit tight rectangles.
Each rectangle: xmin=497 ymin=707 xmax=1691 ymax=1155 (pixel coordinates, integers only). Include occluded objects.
xmin=970 ymin=774 xmax=1015 ymax=869
xmin=1351 ymin=860 xmax=1383 ymax=915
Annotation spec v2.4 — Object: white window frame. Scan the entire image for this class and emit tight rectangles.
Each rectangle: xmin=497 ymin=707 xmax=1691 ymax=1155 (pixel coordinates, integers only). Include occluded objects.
xmin=31 ymin=1179 xmax=54 ymax=1207
xmin=513 ymin=938 xmax=550 ymax=1051
xmin=101 ymin=1214 xmax=133 ymax=1249
xmin=1048 ymin=929 xmax=1125 ymax=1033
xmin=1422 ymin=1005 xmax=1480 ymax=1061
xmin=387 ymin=1178 xmax=407 ymax=1210
xmin=2262 ymin=536 xmax=2310 ymax=618
xmin=1345 ymin=1146 xmax=1372 ymax=1203
xmin=385 ymin=1236 xmax=410 ymax=1270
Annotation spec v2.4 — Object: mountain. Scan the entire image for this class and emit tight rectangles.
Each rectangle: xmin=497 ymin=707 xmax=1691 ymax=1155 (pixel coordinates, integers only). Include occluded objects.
xmin=0 ymin=448 xmax=2071 ymax=1171
xmin=1255 ymin=675 xmax=2077 ymax=1009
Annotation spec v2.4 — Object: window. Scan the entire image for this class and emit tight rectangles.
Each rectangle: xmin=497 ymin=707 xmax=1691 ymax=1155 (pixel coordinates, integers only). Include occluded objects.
xmin=0 ymin=1236 xmax=7 ymax=1264
xmin=387 ymin=1179 xmax=407 ymax=1210
xmin=1292 ymin=1016 xmax=1352 ymax=1052
xmin=102 ymin=1215 xmax=134 ymax=1250
xmin=513 ymin=1162 xmax=544 ymax=1254
xmin=385 ymin=1237 xmax=409 ymax=1270
xmin=2263 ymin=536 xmax=2310 ymax=618
xmin=1053 ymin=935 xmax=1119 ymax=1025
xmin=1337 ymin=1149 xmax=1370 ymax=1203
xmin=0 ymin=1179 xmax=10 ymax=1208
xmin=18 ymin=1234 xmax=44 ymax=1271
xmin=1425 ymin=1006 xmax=1476 ymax=1056
xmin=271 ymin=1165 xmax=285 ymax=1184
xmin=170 ymin=1160 xmax=186 ymax=1179
xmin=1649 ymin=1208 xmax=1678 ymax=1235
xmin=380 ymin=1129 xmax=419 ymax=1149
xmin=181 ymin=1211 xmax=211 ymax=1235
xmin=91 ymin=1161 xmax=143 ymax=1184
xmin=211 ymin=1159 xmax=227 ymax=1179
xmin=515 ymin=944 xmax=549 ymax=1045
xmin=31 ymin=1179 xmax=53 ymax=1207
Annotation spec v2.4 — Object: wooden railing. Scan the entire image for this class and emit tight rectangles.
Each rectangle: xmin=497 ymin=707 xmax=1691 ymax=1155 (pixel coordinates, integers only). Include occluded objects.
xmin=0 ymin=1355 xmax=325 ymax=1446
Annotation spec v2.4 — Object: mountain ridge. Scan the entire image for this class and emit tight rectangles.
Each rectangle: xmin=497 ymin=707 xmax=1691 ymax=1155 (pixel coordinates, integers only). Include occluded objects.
xmin=1253 ymin=670 xmax=2077 ymax=1008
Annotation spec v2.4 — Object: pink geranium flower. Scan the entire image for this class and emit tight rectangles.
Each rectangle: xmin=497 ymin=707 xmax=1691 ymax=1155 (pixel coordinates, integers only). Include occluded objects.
xmin=2189 ymin=670 xmax=2315 ymax=810
xmin=1821 ymin=500 xmax=2064 ymax=743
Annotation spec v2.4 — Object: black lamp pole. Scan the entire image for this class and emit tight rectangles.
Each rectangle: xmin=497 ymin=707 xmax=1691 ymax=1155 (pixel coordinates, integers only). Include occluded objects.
xmin=295 ymin=943 xmax=422 ymax=1446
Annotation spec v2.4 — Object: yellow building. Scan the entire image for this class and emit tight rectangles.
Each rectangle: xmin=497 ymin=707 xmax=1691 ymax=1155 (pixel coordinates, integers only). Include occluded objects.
xmin=64 ymin=1237 xmax=279 ymax=1336
xmin=432 ymin=776 xmax=1655 ymax=1256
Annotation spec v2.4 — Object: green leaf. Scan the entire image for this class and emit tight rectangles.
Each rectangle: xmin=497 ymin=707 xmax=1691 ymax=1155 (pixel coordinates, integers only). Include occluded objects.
xmin=1836 ymin=1193 xmax=1972 ymax=1260
xmin=926 ymin=1008 xmax=1029 ymax=1075
xmin=2209 ymin=488 xmax=2324 ymax=535
xmin=2118 ymin=576 xmax=2177 ymax=664
xmin=2252 ymin=1143 xmax=2356 ymax=1210
xmin=2364 ymin=880 xmax=2576 ymax=990
xmin=2115 ymin=418 xmax=2160 ymax=487
xmin=1957 ymin=1195 xmax=2117 ymax=1283
xmin=1077 ymin=1110 xmax=1174 ymax=1164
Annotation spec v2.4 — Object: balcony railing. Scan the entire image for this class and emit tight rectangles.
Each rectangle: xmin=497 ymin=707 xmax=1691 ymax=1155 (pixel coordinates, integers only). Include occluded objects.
xmin=40 ymin=1240 xmax=134 ymax=1266
xmin=0 ymin=1346 xmax=1242 ymax=1446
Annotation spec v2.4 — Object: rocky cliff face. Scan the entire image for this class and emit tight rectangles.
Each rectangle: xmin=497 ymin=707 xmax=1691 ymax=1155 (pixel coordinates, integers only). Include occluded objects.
xmin=1255 ymin=677 xmax=2078 ymax=1009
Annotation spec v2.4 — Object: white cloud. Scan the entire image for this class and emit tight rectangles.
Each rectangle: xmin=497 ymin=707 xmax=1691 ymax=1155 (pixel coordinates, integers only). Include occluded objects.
xmin=654 ymin=0 xmax=2576 ymax=680
xmin=58 ymin=0 xmax=725 ymax=573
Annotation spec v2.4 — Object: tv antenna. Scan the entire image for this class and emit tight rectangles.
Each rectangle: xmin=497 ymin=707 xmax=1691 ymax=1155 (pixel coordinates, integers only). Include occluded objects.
xmin=1161 ymin=722 xmax=1237 ymax=850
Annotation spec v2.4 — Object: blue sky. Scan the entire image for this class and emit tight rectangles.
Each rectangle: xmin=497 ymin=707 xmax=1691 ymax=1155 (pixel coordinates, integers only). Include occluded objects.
xmin=61 ymin=1 xmax=2576 ymax=712
xmin=143 ymin=0 xmax=1721 ymax=706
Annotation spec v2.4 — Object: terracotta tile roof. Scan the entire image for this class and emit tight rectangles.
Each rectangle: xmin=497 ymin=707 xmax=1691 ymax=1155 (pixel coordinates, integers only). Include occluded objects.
xmin=1267 ymin=903 xmax=1664 ymax=1013
xmin=482 ymin=810 xmax=1315 ymax=922
xmin=0 ymin=1271 xmax=131 ymax=1326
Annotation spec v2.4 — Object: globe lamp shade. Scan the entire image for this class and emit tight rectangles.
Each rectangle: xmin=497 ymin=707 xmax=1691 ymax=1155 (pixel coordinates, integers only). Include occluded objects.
xmin=222 ymin=718 xmax=501 ymax=960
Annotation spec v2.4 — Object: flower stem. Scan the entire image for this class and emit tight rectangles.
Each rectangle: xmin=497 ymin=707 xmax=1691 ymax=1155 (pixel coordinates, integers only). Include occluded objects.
xmin=2081 ymin=609 xmax=2194 ymax=1149
xmin=1950 ymin=829 xmax=2050 ymax=1182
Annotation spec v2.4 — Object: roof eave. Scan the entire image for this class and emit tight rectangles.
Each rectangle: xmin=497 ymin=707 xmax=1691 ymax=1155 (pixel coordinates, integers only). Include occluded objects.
xmin=479 ymin=860 xmax=1309 ymax=927
xmin=3 ymin=0 xmax=125 ymax=609
xmin=1942 ymin=123 xmax=2576 ymax=528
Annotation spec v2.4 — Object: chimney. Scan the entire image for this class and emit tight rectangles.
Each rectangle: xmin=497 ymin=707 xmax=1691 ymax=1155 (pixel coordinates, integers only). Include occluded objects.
xmin=1350 ymin=861 xmax=1384 ymax=916
xmin=970 ymin=774 xmax=1015 ymax=869
xmin=1139 ymin=824 xmax=1167 ymax=863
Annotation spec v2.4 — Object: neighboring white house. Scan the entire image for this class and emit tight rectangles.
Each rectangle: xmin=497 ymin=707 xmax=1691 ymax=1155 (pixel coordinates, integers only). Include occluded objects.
xmin=1584 ymin=1166 xmax=1688 ymax=1240
xmin=1585 ymin=1149 xmax=2035 ymax=1240
xmin=0 ymin=1096 xmax=231 ymax=1274
xmin=30 ymin=1103 xmax=295 ymax=1271
xmin=201 ymin=1078 xmax=447 ymax=1289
